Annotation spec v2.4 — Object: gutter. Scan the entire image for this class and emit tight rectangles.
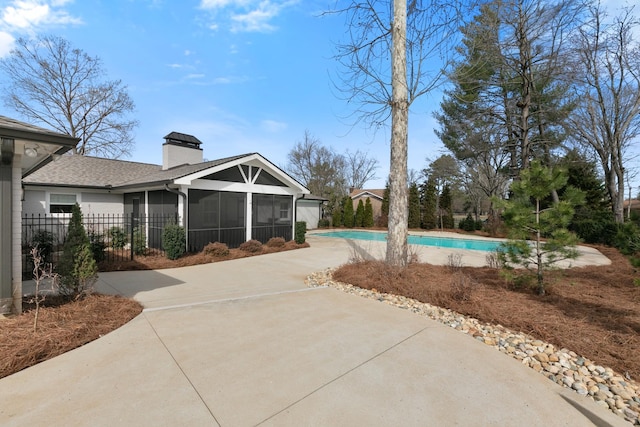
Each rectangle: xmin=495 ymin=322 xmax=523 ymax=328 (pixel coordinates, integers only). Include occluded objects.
xmin=164 ymin=184 xmax=187 ymax=224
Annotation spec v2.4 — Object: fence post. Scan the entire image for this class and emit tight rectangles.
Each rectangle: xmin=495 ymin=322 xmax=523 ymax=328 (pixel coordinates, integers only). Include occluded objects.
xmin=130 ymin=212 xmax=134 ymax=261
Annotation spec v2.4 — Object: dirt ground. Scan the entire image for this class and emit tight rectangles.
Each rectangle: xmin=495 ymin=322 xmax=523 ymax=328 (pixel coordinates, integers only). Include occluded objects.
xmin=0 ymin=241 xmax=309 ymax=379
xmin=333 ymin=245 xmax=640 ymax=381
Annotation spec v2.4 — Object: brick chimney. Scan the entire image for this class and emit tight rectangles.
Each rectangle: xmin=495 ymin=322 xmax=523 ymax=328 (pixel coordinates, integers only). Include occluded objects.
xmin=162 ymin=131 xmax=203 ymax=170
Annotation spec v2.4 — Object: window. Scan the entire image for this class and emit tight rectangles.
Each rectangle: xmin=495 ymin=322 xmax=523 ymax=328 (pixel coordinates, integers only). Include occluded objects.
xmin=49 ymin=193 xmax=77 ymax=213
xmin=279 ymin=202 xmax=290 ymax=220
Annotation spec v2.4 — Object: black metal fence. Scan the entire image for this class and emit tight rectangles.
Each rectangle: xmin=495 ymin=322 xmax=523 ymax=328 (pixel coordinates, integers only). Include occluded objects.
xmin=22 ymin=213 xmax=178 ymax=278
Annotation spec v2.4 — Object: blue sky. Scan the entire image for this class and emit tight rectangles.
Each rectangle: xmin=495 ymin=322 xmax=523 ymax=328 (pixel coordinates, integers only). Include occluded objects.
xmin=0 ymin=0 xmax=445 ymax=189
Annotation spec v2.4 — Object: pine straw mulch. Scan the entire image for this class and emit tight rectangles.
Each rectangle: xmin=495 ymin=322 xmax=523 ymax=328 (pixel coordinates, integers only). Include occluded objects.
xmin=0 ymin=241 xmax=310 ymax=379
xmin=98 ymin=241 xmax=310 ymax=271
xmin=0 ymin=294 xmax=143 ymax=379
xmin=333 ymin=245 xmax=640 ymax=381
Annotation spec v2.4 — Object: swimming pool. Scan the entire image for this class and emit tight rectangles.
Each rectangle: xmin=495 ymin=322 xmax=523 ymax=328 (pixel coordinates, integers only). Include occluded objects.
xmin=313 ymin=230 xmax=503 ymax=252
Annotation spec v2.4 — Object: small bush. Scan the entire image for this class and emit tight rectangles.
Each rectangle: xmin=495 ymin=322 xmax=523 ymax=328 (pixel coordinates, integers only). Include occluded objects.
xmin=295 ymin=221 xmax=307 ymax=244
xmin=203 ymin=242 xmax=230 ymax=257
xmin=239 ymin=239 xmax=263 ymax=253
xmin=108 ymin=226 xmax=127 ymax=249
xmin=31 ymin=230 xmax=56 ymax=264
xmin=613 ymin=222 xmax=640 ymax=255
xmin=132 ymin=227 xmax=146 ymax=255
xmin=266 ymin=237 xmax=286 ymax=248
xmin=318 ymin=218 xmax=331 ymax=228
xmin=450 ymin=272 xmax=475 ymax=301
xmin=162 ymin=224 xmax=185 ymax=260
xmin=88 ymin=231 xmax=106 ymax=263
xmin=458 ymin=213 xmax=476 ymax=232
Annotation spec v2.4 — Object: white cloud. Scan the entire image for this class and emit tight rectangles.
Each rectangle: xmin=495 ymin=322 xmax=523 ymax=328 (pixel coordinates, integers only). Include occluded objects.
xmin=186 ymin=73 xmax=205 ymax=79
xmin=198 ymin=0 xmax=298 ymax=33
xmin=261 ymin=119 xmax=287 ymax=132
xmin=0 ymin=31 xmax=15 ymax=56
xmin=0 ymin=0 xmax=82 ymax=56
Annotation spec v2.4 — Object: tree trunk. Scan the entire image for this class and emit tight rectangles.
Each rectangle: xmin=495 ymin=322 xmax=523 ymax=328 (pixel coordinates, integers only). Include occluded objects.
xmin=387 ymin=0 xmax=409 ymax=267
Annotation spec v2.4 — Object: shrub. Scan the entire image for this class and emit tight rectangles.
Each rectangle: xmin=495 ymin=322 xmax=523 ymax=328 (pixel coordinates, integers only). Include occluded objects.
xmin=458 ymin=213 xmax=476 ymax=232
xmin=58 ymin=203 xmax=97 ymax=297
xmin=162 ymin=224 xmax=185 ymax=260
xmin=108 ymin=226 xmax=127 ymax=249
xmin=612 ymin=222 xmax=640 ymax=255
xmin=318 ymin=218 xmax=331 ymax=228
xmin=331 ymin=207 xmax=342 ymax=227
xmin=31 ymin=230 xmax=55 ymax=264
xmin=203 ymin=242 xmax=229 ymax=257
xmin=88 ymin=231 xmax=106 ymax=263
xmin=266 ymin=237 xmax=286 ymax=248
xmin=132 ymin=226 xmax=146 ymax=255
xmin=295 ymin=221 xmax=307 ymax=244
xmin=239 ymin=239 xmax=263 ymax=253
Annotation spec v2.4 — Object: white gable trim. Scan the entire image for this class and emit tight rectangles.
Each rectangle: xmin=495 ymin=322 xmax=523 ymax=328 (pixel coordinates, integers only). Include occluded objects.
xmin=174 ymin=153 xmax=309 ymax=194
xmin=352 ymin=191 xmax=383 ymax=200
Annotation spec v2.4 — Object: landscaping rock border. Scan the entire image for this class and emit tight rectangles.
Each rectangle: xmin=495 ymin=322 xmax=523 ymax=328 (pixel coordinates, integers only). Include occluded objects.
xmin=306 ymin=269 xmax=640 ymax=425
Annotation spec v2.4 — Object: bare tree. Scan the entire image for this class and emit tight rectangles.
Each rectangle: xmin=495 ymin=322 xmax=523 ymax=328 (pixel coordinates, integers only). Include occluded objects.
xmin=345 ymin=149 xmax=380 ymax=189
xmin=0 ymin=35 xmax=138 ymax=158
xmin=569 ymin=5 xmax=640 ymax=223
xmin=330 ymin=0 xmax=463 ymax=266
xmin=285 ymin=130 xmax=346 ymax=199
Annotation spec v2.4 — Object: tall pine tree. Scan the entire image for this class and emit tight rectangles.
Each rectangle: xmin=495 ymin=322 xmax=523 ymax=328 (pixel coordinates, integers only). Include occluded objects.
xmin=363 ymin=197 xmax=375 ymax=227
xmin=355 ymin=199 xmax=365 ymax=227
xmin=408 ymin=182 xmax=421 ymax=228
xmin=421 ymin=177 xmax=437 ymax=229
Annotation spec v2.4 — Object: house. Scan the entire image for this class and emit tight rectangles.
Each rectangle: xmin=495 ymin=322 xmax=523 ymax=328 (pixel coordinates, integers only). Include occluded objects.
xmin=22 ymin=132 xmax=321 ymax=253
xmin=1 ymin=115 xmax=78 ymax=314
xmin=349 ymin=188 xmax=385 ymax=223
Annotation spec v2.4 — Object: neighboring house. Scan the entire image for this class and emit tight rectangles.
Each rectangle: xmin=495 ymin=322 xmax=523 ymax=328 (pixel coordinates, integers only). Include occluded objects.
xmin=1 ymin=115 xmax=78 ymax=314
xmin=23 ymin=132 xmax=320 ymax=253
xmin=349 ymin=188 xmax=385 ymax=222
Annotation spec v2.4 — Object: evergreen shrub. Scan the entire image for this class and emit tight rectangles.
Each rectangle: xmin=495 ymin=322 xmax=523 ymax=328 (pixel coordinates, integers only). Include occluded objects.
xmin=162 ymin=224 xmax=185 ymax=260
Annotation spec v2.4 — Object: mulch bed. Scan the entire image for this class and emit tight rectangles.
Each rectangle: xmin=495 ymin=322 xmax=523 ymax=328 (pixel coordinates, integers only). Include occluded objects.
xmin=0 ymin=294 xmax=143 ymax=378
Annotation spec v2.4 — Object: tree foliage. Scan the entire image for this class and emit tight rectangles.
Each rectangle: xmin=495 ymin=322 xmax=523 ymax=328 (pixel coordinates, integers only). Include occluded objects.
xmin=408 ymin=182 xmax=421 ymax=229
xmin=0 ymin=35 xmax=138 ymax=158
xmin=355 ymin=199 xmax=365 ymax=227
xmin=58 ymin=204 xmax=97 ymax=297
xmin=568 ymin=5 xmax=640 ymax=223
xmin=343 ymin=197 xmax=355 ymax=228
xmin=439 ymin=184 xmax=455 ymax=229
xmin=420 ymin=177 xmax=438 ymax=229
xmin=363 ymin=197 xmax=375 ymax=227
xmin=345 ymin=149 xmax=380 ymax=189
xmin=497 ymin=161 xmax=583 ymax=295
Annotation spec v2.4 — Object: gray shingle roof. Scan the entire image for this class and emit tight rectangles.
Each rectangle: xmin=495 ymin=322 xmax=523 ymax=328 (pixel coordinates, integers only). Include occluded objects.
xmin=0 ymin=115 xmax=79 ymax=146
xmin=23 ymin=153 xmax=254 ymax=188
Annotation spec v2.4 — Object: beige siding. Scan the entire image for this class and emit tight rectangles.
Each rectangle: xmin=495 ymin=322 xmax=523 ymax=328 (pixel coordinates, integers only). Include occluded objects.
xmin=81 ymin=192 xmax=124 ymax=215
xmin=297 ymin=201 xmax=322 ymax=229
xmin=23 ymin=189 xmax=46 ymax=215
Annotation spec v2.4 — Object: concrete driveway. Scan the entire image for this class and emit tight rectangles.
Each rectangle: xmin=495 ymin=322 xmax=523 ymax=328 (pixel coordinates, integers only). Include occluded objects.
xmin=0 ymin=235 xmax=623 ymax=426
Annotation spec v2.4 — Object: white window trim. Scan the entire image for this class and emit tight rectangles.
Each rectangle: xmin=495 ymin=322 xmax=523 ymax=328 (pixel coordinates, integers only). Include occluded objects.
xmin=47 ymin=191 xmax=81 ymax=216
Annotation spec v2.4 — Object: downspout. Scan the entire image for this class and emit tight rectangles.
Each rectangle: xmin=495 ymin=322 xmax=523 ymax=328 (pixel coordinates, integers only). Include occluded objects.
xmin=165 ymin=184 xmax=188 ymax=248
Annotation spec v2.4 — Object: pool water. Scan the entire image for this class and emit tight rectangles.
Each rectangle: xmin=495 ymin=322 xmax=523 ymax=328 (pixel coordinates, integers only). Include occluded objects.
xmin=314 ymin=230 xmax=502 ymax=252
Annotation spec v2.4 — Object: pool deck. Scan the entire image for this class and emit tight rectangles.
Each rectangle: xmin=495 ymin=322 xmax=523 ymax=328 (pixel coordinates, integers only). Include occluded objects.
xmin=307 ymin=229 xmax=611 ymax=268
